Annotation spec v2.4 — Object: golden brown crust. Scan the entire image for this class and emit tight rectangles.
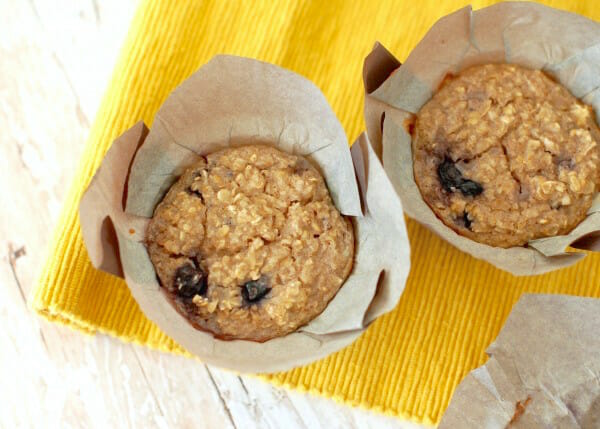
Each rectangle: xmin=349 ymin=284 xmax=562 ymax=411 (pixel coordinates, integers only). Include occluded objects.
xmin=413 ymin=64 xmax=600 ymax=248
xmin=146 ymin=145 xmax=354 ymax=341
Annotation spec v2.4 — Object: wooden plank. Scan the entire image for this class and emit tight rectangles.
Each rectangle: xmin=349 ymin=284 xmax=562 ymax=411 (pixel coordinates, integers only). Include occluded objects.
xmin=206 ymin=368 xmax=310 ymax=429
xmin=131 ymin=347 xmax=236 ymax=429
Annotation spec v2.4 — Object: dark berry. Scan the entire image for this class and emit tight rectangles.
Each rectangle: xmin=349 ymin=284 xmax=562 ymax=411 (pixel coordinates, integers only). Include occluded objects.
xmin=185 ymin=186 xmax=204 ymax=203
xmin=437 ymin=157 xmax=483 ymax=197
xmin=458 ymin=179 xmax=483 ymax=197
xmin=438 ymin=157 xmax=464 ymax=191
xmin=174 ymin=263 xmax=207 ymax=299
xmin=462 ymin=211 xmax=472 ymax=230
xmin=241 ymin=277 xmax=271 ymax=303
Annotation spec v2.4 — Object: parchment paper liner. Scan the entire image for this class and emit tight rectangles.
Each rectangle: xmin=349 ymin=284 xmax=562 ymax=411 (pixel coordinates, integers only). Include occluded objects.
xmin=439 ymin=294 xmax=600 ymax=428
xmin=79 ymin=55 xmax=411 ymax=373
xmin=363 ymin=2 xmax=600 ymax=275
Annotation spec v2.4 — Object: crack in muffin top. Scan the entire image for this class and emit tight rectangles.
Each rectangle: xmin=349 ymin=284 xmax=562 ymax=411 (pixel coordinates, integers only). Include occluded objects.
xmin=146 ymin=145 xmax=354 ymax=341
xmin=412 ymin=63 xmax=600 ymax=248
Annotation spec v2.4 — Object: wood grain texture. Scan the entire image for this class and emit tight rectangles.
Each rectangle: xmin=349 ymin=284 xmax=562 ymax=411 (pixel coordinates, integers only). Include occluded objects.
xmin=0 ymin=1 xmax=425 ymax=427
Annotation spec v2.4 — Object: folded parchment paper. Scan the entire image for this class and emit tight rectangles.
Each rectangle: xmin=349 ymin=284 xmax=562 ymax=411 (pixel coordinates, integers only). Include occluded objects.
xmin=439 ymin=294 xmax=600 ymax=428
xmin=79 ymin=55 xmax=411 ymax=373
xmin=363 ymin=3 xmax=600 ymax=275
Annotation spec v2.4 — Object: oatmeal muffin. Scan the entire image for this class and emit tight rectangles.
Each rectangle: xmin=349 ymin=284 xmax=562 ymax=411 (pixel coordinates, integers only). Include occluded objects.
xmin=413 ymin=63 xmax=600 ymax=248
xmin=146 ymin=145 xmax=354 ymax=341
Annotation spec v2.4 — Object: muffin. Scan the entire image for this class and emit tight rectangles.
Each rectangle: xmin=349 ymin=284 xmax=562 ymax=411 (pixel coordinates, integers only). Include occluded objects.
xmin=412 ymin=63 xmax=600 ymax=248
xmin=146 ymin=145 xmax=355 ymax=341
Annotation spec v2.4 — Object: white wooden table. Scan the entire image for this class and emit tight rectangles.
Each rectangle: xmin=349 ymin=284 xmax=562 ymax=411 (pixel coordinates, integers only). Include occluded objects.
xmin=0 ymin=1 xmax=425 ymax=427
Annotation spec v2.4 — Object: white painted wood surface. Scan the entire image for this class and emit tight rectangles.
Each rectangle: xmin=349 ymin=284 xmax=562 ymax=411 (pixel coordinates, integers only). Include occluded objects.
xmin=0 ymin=1 xmax=426 ymax=428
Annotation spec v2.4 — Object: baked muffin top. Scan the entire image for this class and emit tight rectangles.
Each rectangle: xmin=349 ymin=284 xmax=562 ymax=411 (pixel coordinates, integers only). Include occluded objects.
xmin=146 ymin=145 xmax=354 ymax=341
xmin=412 ymin=63 xmax=600 ymax=248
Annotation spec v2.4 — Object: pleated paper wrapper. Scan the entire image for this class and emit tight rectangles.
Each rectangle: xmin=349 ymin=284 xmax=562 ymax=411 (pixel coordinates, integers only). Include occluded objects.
xmin=363 ymin=2 xmax=600 ymax=275
xmin=439 ymin=294 xmax=600 ymax=428
xmin=79 ymin=55 xmax=411 ymax=373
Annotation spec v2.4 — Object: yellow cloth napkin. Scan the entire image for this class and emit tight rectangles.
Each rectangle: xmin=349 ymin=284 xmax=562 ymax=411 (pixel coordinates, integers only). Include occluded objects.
xmin=33 ymin=0 xmax=600 ymax=425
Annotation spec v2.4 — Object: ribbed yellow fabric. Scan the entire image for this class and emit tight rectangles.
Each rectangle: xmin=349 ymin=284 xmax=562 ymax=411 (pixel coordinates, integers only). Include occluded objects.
xmin=32 ymin=0 xmax=600 ymax=425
